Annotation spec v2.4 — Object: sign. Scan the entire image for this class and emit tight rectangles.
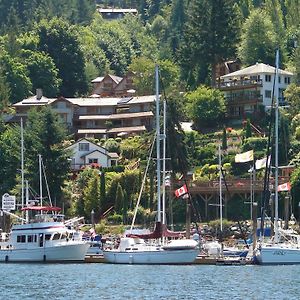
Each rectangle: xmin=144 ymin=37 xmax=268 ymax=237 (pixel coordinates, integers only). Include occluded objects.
xmin=2 ymin=193 xmax=16 ymax=211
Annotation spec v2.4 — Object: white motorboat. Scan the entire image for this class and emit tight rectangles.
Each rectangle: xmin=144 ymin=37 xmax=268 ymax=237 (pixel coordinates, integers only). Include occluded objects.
xmin=0 ymin=206 xmax=89 ymax=262
xmin=103 ymin=66 xmax=199 ymax=264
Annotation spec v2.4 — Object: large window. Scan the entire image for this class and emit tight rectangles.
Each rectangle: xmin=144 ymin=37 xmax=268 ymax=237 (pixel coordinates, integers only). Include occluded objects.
xmin=88 ymin=158 xmax=98 ymax=164
xmin=265 ymin=75 xmax=271 ymax=82
xmin=265 ymin=90 xmax=272 ymax=98
xmin=79 ymin=143 xmax=89 ymax=151
xmin=284 ymin=77 xmax=291 ymax=84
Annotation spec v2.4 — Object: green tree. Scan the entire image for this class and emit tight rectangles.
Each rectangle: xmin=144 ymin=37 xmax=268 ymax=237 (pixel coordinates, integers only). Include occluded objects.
xmin=24 ymin=107 xmax=70 ymax=206
xmin=284 ymin=83 xmax=300 ymax=117
xmin=245 ymin=119 xmax=252 ymax=138
xmin=83 ymin=175 xmax=100 ymax=219
xmin=186 ymin=86 xmax=226 ymax=129
xmin=36 ymin=18 xmax=88 ymax=96
xmin=222 ymin=126 xmax=228 ymax=151
xmin=115 ymin=182 xmax=124 ymax=214
xmin=100 ymin=171 xmax=106 ymax=211
xmin=238 ymin=9 xmax=277 ymax=66
xmin=0 ymin=51 xmax=32 ymax=103
xmin=179 ymin=0 xmax=240 ymax=86
xmin=21 ymin=50 xmax=61 ymax=97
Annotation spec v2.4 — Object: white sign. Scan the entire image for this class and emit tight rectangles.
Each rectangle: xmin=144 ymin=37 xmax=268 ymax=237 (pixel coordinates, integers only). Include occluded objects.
xmin=2 ymin=193 xmax=16 ymax=211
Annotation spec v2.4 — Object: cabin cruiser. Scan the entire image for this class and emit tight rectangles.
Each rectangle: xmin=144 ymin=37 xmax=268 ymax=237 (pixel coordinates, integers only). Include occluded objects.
xmin=0 ymin=206 xmax=89 ymax=262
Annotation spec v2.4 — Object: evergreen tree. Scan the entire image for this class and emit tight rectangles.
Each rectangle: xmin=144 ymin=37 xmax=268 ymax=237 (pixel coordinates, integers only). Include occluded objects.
xmin=179 ymin=0 xmax=240 ymax=87
xmin=238 ymin=9 xmax=277 ymax=65
xmin=24 ymin=107 xmax=70 ymax=206
xmin=100 ymin=171 xmax=106 ymax=212
xmin=115 ymin=182 xmax=124 ymax=214
xmin=222 ymin=126 xmax=228 ymax=151
xmin=245 ymin=119 xmax=252 ymax=138
xmin=83 ymin=175 xmax=100 ymax=219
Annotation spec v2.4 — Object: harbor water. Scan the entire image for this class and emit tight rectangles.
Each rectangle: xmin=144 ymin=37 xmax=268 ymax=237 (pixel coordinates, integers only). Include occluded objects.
xmin=1 ymin=263 xmax=300 ymax=299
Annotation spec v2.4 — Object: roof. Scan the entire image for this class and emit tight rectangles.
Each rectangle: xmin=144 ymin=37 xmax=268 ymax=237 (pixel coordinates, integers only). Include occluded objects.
xmin=91 ymin=77 xmax=104 ymax=83
xmin=106 ymin=125 xmax=146 ymax=134
xmin=80 ymin=149 xmax=119 ymax=159
xmin=221 ymin=63 xmax=293 ymax=79
xmin=13 ymin=95 xmax=155 ymax=108
xmin=98 ymin=8 xmax=138 ymax=14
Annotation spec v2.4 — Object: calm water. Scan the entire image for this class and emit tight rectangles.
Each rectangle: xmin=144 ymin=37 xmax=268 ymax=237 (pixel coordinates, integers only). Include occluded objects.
xmin=1 ymin=263 xmax=300 ymax=300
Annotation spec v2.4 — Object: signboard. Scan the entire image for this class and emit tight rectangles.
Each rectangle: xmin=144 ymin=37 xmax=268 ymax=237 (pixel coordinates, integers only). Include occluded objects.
xmin=2 ymin=193 xmax=16 ymax=211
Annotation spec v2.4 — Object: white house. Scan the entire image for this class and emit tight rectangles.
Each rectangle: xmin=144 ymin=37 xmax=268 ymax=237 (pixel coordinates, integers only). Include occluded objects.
xmin=218 ymin=63 xmax=293 ymax=118
xmin=66 ymin=138 xmax=119 ymax=170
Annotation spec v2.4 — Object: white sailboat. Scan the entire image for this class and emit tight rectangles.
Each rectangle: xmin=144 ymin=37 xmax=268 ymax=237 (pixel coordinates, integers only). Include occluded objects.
xmin=103 ymin=66 xmax=199 ymax=264
xmin=0 ymin=122 xmax=89 ymax=262
xmin=255 ymin=50 xmax=300 ymax=264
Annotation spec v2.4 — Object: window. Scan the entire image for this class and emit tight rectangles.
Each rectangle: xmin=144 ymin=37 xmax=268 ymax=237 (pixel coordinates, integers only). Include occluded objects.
xmin=79 ymin=143 xmax=89 ymax=151
xmin=265 ymin=90 xmax=272 ymax=98
xmin=45 ymin=234 xmax=51 ymax=241
xmin=284 ymin=77 xmax=291 ymax=84
xmin=88 ymin=158 xmax=98 ymax=164
xmin=52 ymin=233 xmax=60 ymax=240
xmin=278 ymin=76 xmax=281 ymax=84
xmin=17 ymin=235 xmax=26 ymax=243
xmin=265 ymin=75 xmax=271 ymax=82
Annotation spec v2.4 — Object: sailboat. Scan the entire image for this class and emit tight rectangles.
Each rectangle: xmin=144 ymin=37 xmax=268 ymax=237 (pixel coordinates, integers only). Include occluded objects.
xmin=0 ymin=122 xmax=89 ymax=262
xmin=103 ymin=66 xmax=199 ymax=264
xmin=255 ymin=50 xmax=300 ymax=264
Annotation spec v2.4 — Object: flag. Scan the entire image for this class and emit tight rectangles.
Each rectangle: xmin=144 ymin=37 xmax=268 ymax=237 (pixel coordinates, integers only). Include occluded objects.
xmin=235 ymin=150 xmax=254 ymax=163
xmin=255 ymin=156 xmax=271 ymax=170
xmin=175 ymin=184 xmax=188 ymax=198
xmin=277 ymin=182 xmax=291 ymax=192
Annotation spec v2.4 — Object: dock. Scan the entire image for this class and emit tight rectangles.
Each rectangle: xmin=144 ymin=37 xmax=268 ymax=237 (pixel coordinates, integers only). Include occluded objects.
xmin=85 ymin=254 xmax=253 ymax=265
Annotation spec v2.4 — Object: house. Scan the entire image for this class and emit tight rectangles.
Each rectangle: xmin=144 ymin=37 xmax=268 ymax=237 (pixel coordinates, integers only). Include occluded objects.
xmin=217 ymin=63 xmax=293 ymax=118
xmin=11 ymin=90 xmax=155 ymax=139
xmin=91 ymin=72 xmax=135 ymax=97
xmin=97 ymin=8 xmax=138 ymax=20
xmin=66 ymin=138 xmax=119 ymax=170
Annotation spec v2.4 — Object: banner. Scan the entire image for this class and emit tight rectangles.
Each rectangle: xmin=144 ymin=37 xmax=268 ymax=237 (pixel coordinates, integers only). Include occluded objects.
xmin=277 ymin=182 xmax=291 ymax=192
xmin=175 ymin=184 xmax=188 ymax=198
xmin=255 ymin=156 xmax=271 ymax=170
xmin=235 ymin=150 xmax=254 ymax=163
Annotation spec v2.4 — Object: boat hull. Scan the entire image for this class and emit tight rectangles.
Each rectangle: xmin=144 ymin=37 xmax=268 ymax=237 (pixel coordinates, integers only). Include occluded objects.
xmin=103 ymin=249 xmax=199 ymax=264
xmin=256 ymin=246 xmax=300 ymax=265
xmin=0 ymin=243 xmax=89 ymax=263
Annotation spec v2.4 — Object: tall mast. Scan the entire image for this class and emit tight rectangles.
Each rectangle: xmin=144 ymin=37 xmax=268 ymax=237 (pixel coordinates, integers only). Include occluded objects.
xmin=155 ymin=65 xmax=161 ymax=222
xmin=21 ymin=118 xmax=24 ymax=223
xmin=39 ymin=154 xmax=43 ymax=212
xmin=162 ymin=98 xmax=166 ymax=225
xmin=274 ymin=49 xmax=279 ymax=243
xmin=218 ymin=144 xmax=223 ymax=232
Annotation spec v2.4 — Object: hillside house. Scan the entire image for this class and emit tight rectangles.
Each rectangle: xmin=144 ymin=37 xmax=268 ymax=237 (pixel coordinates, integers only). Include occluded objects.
xmin=91 ymin=72 xmax=135 ymax=97
xmin=97 ymin=8 xmax=138 ymax=20
xmin=11 ymin=91 xmax=155 ymax=139
xmin=217 ymin=63 xmax=293 ymax=118
xmin=66 ymin=138 xmax=119 ymax=170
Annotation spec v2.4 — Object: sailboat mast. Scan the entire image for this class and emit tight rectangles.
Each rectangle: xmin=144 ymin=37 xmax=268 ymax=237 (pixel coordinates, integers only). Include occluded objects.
xmin=21 ymin=118 xmax=25 ymax=223
xmin=155 ymin=65 xmax=161 ymax=222
xmin=39 ymin=154 xmax=43 ymax=212
xmin=274 ymin=49 xmax=279 ymax=243
xmin=218 ymin=144 xmax=223 ymax=232
xmin=162 ymin=99 xmax=166 ymax=225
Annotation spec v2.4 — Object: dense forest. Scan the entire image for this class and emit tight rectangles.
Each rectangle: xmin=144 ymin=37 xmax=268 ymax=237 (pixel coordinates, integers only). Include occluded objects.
xmin=1 ymin=0 xmax=300 ymax=227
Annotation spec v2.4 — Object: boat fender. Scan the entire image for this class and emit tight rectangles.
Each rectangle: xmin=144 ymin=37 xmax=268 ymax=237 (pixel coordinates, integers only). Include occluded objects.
xmin=5 ymin=255 xmax=8 ymax=263
xmin=43 ymin=255 xmax=46 ymax=262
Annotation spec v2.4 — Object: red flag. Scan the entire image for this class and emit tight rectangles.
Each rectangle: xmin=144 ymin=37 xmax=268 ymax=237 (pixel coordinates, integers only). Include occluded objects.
xmin=277 ymin=182 xmax=291 ymax=192
xmin=175 ymin=184 xmax=188 ymax=198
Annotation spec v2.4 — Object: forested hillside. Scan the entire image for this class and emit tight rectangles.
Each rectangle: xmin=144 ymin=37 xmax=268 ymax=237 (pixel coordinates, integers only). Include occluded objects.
xmin=2 ymin=0 xmax=300 ymax=225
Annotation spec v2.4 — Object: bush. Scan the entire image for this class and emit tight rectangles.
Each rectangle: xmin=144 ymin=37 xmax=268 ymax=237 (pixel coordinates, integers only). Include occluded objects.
xmin=107 ymin=213 xmax=123 ymax=224
xmin=242 ymin=137 xmax=267 ymax=152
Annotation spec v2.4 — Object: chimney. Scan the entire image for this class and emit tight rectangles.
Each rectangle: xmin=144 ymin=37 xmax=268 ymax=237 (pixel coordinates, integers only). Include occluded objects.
xmin=36 ymin=88 xmax=43 ymax=100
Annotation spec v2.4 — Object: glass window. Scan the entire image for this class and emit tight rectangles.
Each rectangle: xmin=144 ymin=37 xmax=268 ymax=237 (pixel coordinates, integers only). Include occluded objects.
xmin=28 ymin=235 xmax=33 ymax=243
xmin=79 ymin=143 xmax=89 ymax=151
xmin=52 ymin=233 xmax=60 ymax=240
xmin=89 ymin=158 xmax=98 ymax=164
xmin=45 ymin=234 xmax=51 ymax=241
xmin=265 ymin=75 xmax=271 ymax=82
xmin=265 ymin=90 xmax=272 ymax=98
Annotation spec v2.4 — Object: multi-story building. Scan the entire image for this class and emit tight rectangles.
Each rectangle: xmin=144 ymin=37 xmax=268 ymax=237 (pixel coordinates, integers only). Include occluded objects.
xmin=11 ymin=91 xmax=155 ymax=139
xmin=217 ymin=63 xmax=293 ymax=118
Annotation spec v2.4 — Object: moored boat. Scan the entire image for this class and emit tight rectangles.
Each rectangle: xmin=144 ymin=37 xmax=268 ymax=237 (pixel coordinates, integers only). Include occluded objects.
xmin=0 ymin=206 xmax=89 ymax=262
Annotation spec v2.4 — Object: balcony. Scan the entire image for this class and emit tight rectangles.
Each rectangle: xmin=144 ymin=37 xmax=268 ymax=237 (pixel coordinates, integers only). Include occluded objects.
xmin=218 ymin=79 xmax=263 ymax=91
xmin=225 ymin=94 xmax=263 ymax=105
